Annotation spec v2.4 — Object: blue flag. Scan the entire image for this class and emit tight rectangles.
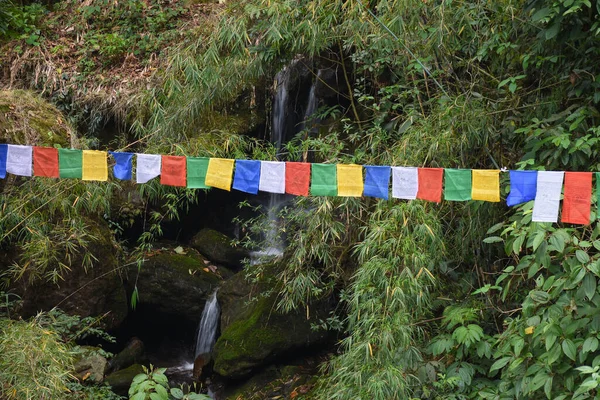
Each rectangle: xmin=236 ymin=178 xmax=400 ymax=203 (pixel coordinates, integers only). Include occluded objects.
xmin=109 ymin=151 xmax=133 ymax=180
xmin=0 ymin=144 xmax=7 ymax=179
xmin=364 ymin=165 xmax=390 ymax=199
xmin=507 ymin=170 xmax=537 ymax=207
xmin=232 ymin=160 xmax=261 ymax=194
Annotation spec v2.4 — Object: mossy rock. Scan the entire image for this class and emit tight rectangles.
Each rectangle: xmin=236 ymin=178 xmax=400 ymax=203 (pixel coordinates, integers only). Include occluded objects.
xmin=0 ymin=89 xmax=75 ymax=147
xmin=125 ymin=247 xmax=223 ymax=327
xmin=213 ymin=267 xmax=331 ymax=378
xmin=190 ymin=228 xmax=249 ymax=269
xmin=104 ymin=363 xmax=144 ymax=395
xmin=18 ymin=217 xmax=128 ymax=330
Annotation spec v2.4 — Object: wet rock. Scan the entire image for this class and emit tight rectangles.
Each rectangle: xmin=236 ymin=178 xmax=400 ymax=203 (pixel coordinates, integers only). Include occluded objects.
xmin=18 ymin=218 xmax=128 ymax=330
xmin=73 ymin=346 xmax=108 ymax=383
xmin=105 ymin=363 xmax=144 ymax=395
xmin=107 ymin=337 xmax=145 ymax=374
xmin=125 ymin=247 xmax=222 ymax=327
xmin=213 ymin=266 xmax=331 ymax=378
xmin=190 ymin=228 xmax=249 ymax=269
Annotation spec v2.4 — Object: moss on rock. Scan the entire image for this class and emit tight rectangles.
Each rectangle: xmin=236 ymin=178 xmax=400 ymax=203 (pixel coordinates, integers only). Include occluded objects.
xmin=190 ymin=228 xmax=249 ymax=269
xmin=0 ymin=89 xmax=75 ymax=147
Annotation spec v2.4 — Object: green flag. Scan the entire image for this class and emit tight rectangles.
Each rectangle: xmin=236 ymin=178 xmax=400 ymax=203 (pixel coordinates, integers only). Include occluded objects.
xmin=59 ymin=148 xmax=82 ymax=179
xmin=444 ymin=169 xmax=471 ymax=201
xmin=311 ymin=163 xmax=337 ymax=196
xmin=187 ymin=157 xmax=210 ymax=189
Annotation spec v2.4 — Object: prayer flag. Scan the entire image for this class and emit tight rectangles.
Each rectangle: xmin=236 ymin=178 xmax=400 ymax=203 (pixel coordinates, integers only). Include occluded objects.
xmin=417 ymin=168 xmax=443 ymax=203
xmin=232 ymin=160 xmax=261 ymax=194
xmin=364 ymin=166 xmax=390 ymax=199
xmin=472 ymin=169 xmax=500 ymax=202
xmin=33 ymin=147 xmax=59 ymax=178
xmin=562 ymin=172 xmax=592 ymax=225
xmin=205 ymin=158 xmax=234 ymax=191
xmin=444 ymin=169 xmax=471 ymax=201
xmin=337 ymin=164 xmax=363 ymax=197
xmin=160 ymin=155 xmax=186 ymax=187
xmin=187 ymin=157 xmax=210 ymax=189
xmin=311 ymin=164 xmax=337 ymax=196
xmin=392 ymin=167 xmax=418 ymax=199
xmin=532 ymin=171 xmax=564 ymax=223
xmin=82 ymin=150 xmax=108 ymax=181
xmin=136 ymin=154 xmax=161 ymax=184
xmin=506 ymin=170 xmax=537 ymax=207
xmin=109 ymin=151 xmax=133 ymax=181
xmin=6 ymin=145 xmax=32 ymax=176
xmin=58 ymin=148 xmax=82 ymax=179
xmin=259 ymin=161 xmax=285 ymax=193
xmin=285 ymin=162 xmax=311 ymax=196
xmin=0 ymin=144 xmax=6 ymax=179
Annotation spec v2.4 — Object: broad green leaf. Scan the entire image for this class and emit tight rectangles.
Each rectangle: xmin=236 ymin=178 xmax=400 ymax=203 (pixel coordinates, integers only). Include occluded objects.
xmin=533 ymin=231 xmax=545 ymax=251
xmin=490 ymin=356 xmax=511 ymax=373
xmin=483 ymin=236 xmax=503 ymax=244
xmin=583 ymin=273 xmax=597 ymax=300
xmin=544 ymin=375 xmax=553 ymax=399
xmin=549 ymin=233 xmax=565 ymax=253
xmin=530 ymin=290 xmax=550 ymax=304
xmin=562 ymin=338 xmax=577 ymax=361
xmin=583 ymin=337 xmax=599 ymax=354
xmin=170 ymin=388 xmax=184 ymax=399
xmin=532 ymin=7 xmax=552 ymax=22
xmin=576 ymin=250 xmax=590 ymax=264
xmin=131 ymin=393 xmax=146 ymax=400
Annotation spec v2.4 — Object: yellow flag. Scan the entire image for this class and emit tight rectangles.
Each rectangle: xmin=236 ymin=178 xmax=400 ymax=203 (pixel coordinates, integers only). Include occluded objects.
xmin=82 ymin=150 xmax=107 ymax=181
xmin=337 ymin=164 xmax=363 ymax=197
xmin=472 ymin=169 xmax=500 ymax=202
xmin=205 ymin=158 xmax=234 ymax=191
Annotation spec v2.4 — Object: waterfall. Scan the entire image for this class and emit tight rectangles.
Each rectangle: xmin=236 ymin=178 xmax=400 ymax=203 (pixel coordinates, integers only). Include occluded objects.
xmin=194 ymin=291 xmax=220 ymax=360
xmin=300 ymin=78 xmax=319 ymax=134
xmin=272 ymin=67 xmax=290 ymax=157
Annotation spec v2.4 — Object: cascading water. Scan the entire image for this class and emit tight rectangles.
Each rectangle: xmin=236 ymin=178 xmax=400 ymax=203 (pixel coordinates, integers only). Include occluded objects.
xmin=194 ymin=291 xmax=220 ymax=360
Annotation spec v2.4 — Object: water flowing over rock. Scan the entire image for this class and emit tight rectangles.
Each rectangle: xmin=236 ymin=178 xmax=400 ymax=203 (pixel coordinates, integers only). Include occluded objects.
xmin=193 ymin=290 xmax=220 ymax=379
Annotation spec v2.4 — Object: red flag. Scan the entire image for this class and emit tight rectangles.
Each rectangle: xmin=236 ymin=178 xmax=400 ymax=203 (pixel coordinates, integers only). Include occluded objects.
xmin=33 ymin=147 xmax=59 ymax=178
xmin=562 ymin=171 xmax=592 ymax=225
xmin=285 ymin=162 xmax=311 ymax=196
xmin=417 ymin=168 xmax=443 ymax=203
xmin=160 ymin=155 xmax=186 ymax=187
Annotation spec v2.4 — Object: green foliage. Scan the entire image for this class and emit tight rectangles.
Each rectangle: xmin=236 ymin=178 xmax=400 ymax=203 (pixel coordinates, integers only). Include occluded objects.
xmin=128 ymin=366 xmax=210 ymax=400
xmin=0 ymin=316 xmax=74 ymax=400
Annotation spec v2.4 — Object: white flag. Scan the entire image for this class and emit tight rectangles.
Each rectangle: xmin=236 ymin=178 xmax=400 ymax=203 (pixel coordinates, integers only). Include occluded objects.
xmin=392 ymin=167 xmax=418 ymax=199
xmin=6 ymin=145 xmax=32 ymax=176
xmin=259 ymin=161 xmax=285 ymax=193
xmin=136 ymin=154 xmax=161 ymax=184
xmin=532 ymin=171 xmax=564 ymax=222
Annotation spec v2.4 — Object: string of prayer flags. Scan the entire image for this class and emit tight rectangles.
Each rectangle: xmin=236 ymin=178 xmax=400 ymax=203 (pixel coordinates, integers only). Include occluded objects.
xmin=392 ymin=167 xmax=418 ymax=199
xmin=33 ymin=147 xmax=59 ymax=178
xmin=6 ymin=145 xmax=32 ymax=177
xmin=337 ymin=164 xmax=363 ymax=197
xmin=109 ymin=152 xmax=133 ymax=181
xmin=364 ymin=166 xmax=390 ymax=199
xmin=444 ymin=169 xmax=471 ymax=201
xmin=187 ymin=157 xmax=210 ymax=189
xmin=259 ymin=161 xmax=285 ymax=194
xmin=506 ymin=170 xmax=537 ymax=207
xmin=82 ymin=150 xmax=108 ymax=181
xmin=136 ymin=154 xmax=161 ymax=184
xmin=311 ymin=163 xmax=337 ymax=196
xmin=0 ymin=144 xmax=6 ymax=179
xmin=205 ymin=158 xmax=234 ymax=191
xmin=233 ymin=160 xmax=261 ymax=194
xmin=472 ymin=170 xmax=500 ymax=202
xmin=417 ymin=168 xmax=444 ymax=203
xmin=285 ymin=162 xmax=311 ymax=196
xmin=562 ymin=172 xmax=592 ymax=225
xmin=532 ymin=171 xmax=564 ymax=223
xmin=59 ymin=148 xmax=82 ymax=179
xmin=161 ymin=155 xmax=186 ymax=187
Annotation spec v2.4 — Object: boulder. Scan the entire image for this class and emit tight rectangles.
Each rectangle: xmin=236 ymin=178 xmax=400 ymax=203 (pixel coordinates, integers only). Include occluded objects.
xmin=73 ymin=346 xmax=109 ymax=383
xmin=190 ymin=228 xmax=249 ymax=269
xmin=107 ymin=337 xmax=145 ymax=374
xmin=213 ymin=268 xmax=331 ymax=378
xmin=125 ymin=247 xmax=222 ymax=327
xmin=104 ymin=363 xmax=144 ymax=395
xmin=0 ymin=89 xmax=75 ymax=147
xmin=18 ymin=218 xmax=128 ymax=330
